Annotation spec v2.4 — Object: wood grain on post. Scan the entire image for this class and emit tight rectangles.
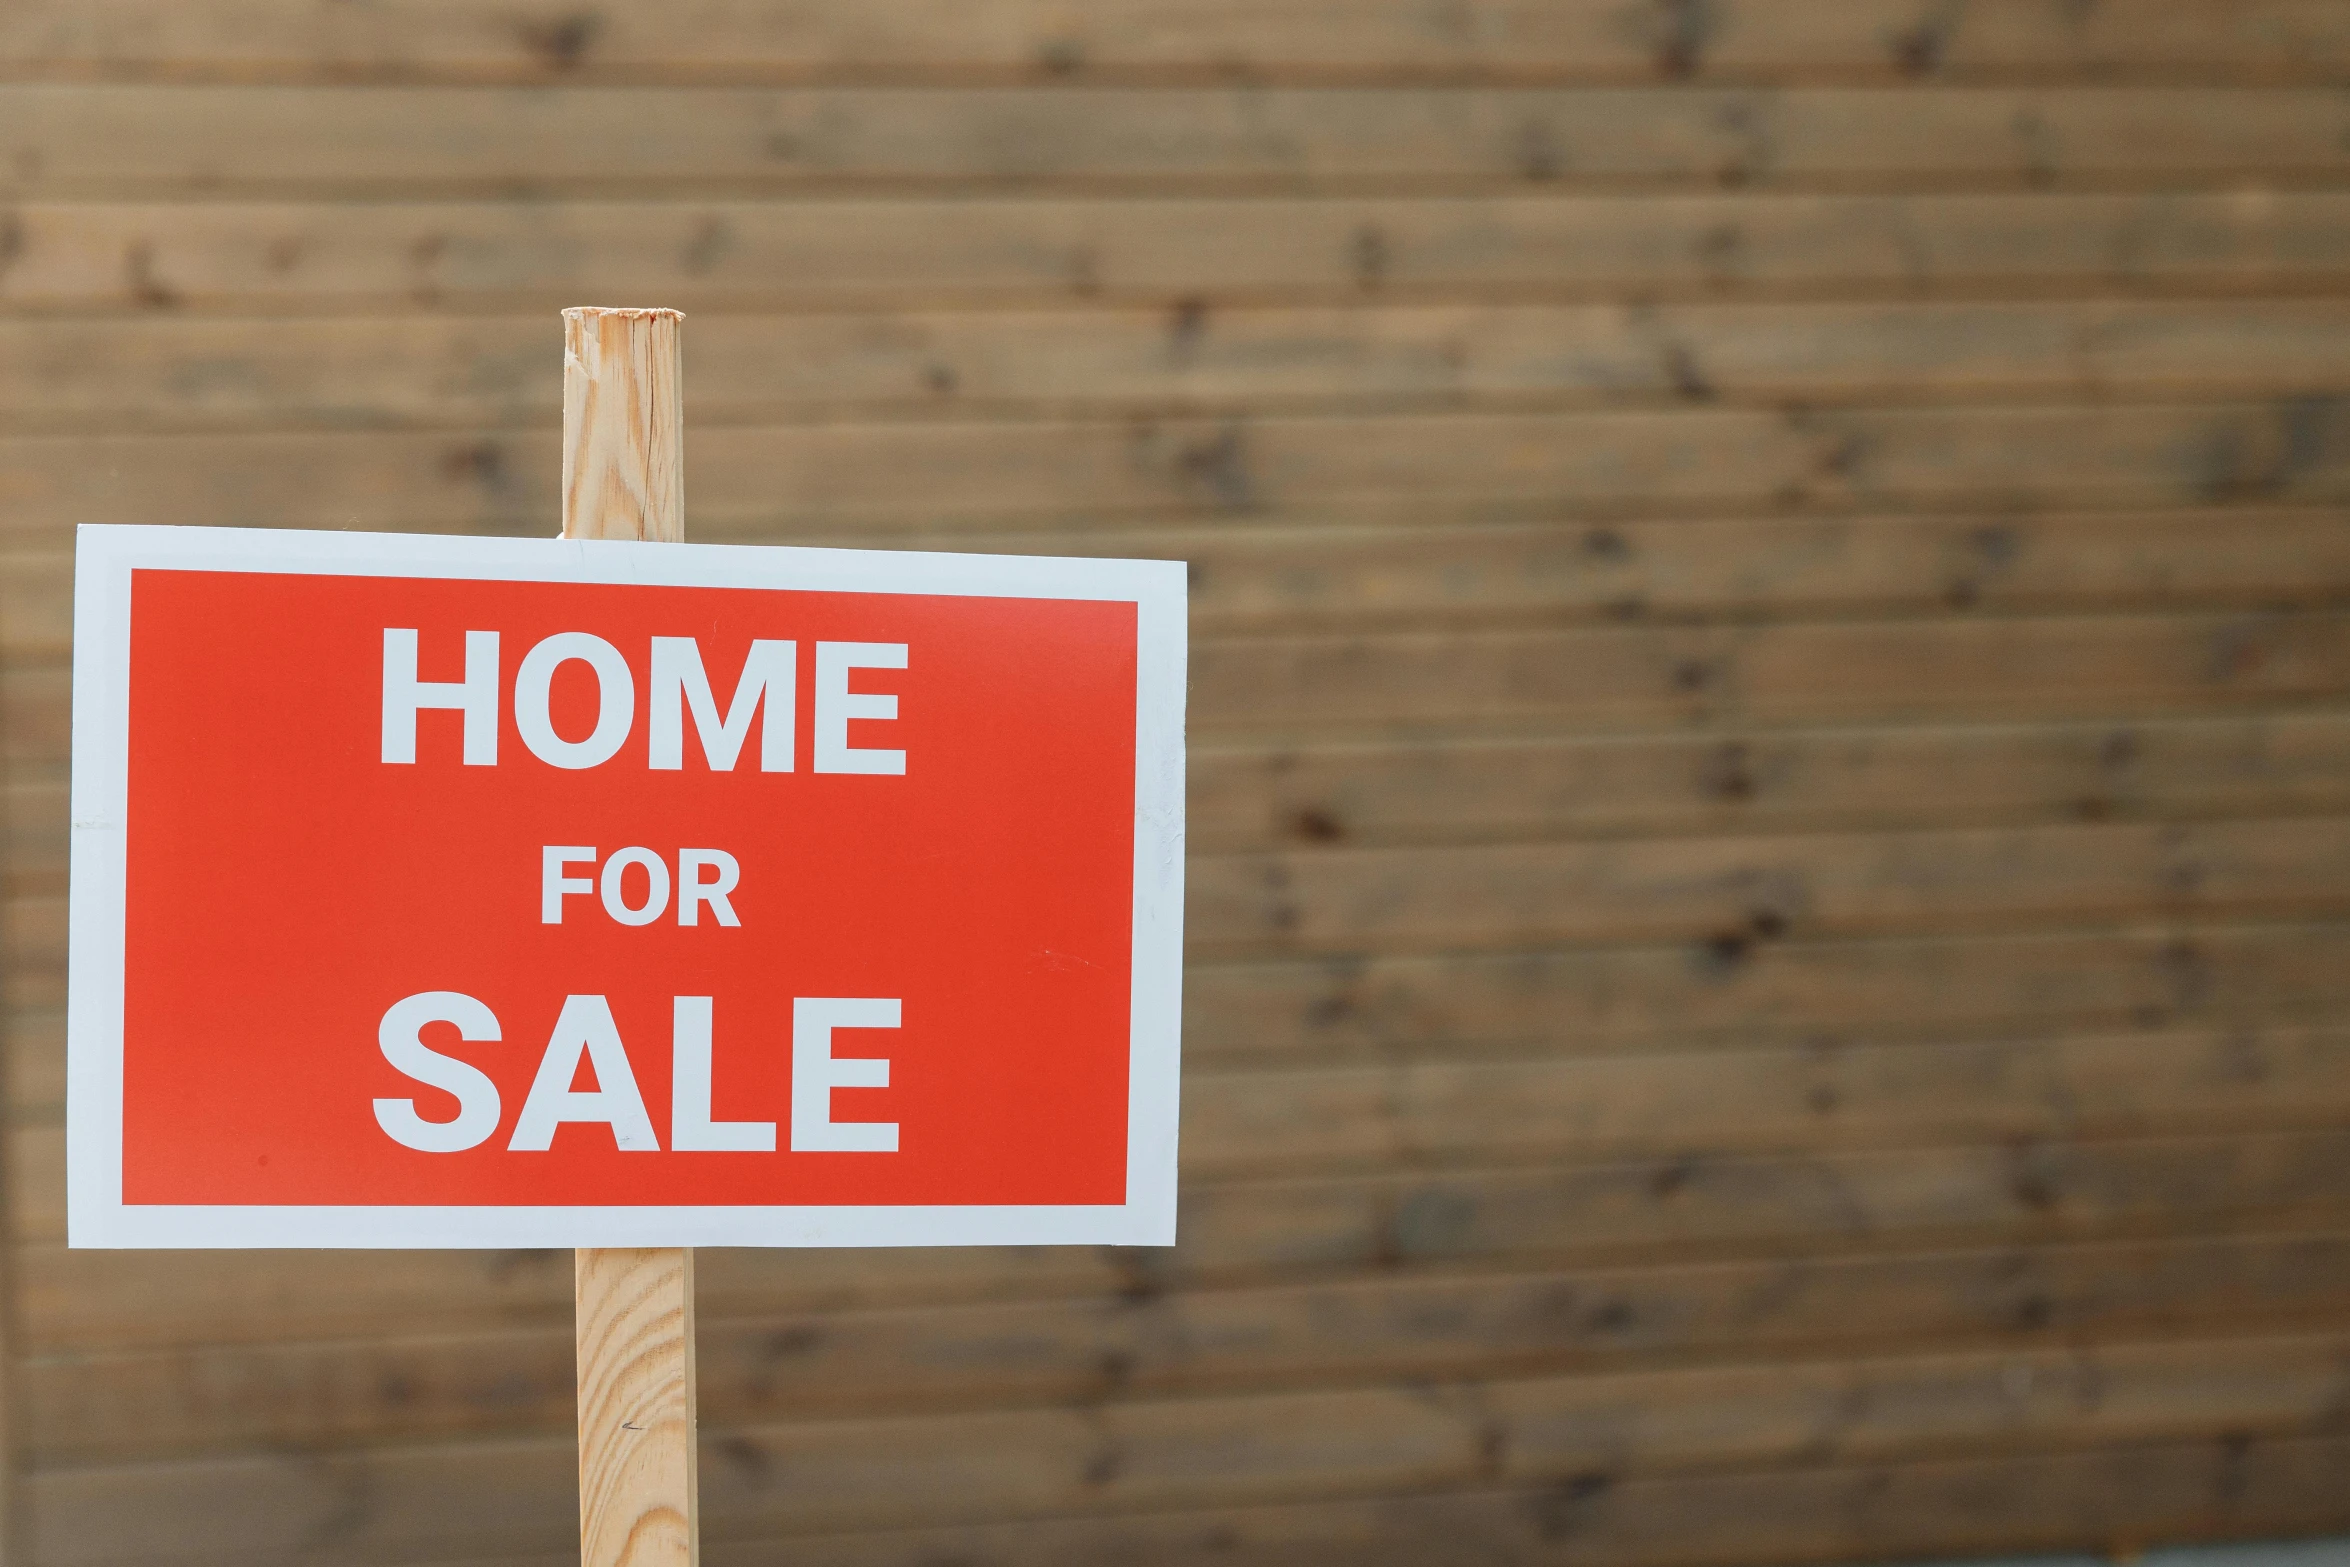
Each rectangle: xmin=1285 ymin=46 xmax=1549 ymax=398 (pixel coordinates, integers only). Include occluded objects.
xmin=562 ymin=305 xmax=696 ymax=1567
xmin=575 ymin=1247 xmax=697 ymax=1567
xmin=561 ymin=306 xmax=683 ymax=545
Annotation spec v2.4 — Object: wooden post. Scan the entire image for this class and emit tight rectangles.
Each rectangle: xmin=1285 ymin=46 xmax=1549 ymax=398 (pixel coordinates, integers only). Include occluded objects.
xmin=574 ymin=1247 xmax=696 ymax=1567
xmin=562 ymin=306 xmax=684 ymax=546
xmin=561 ymin=306 xmax=696 ymax=1567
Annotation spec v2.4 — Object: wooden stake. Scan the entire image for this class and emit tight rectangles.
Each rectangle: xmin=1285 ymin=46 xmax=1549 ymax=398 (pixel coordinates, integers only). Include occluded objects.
xmin=575 ymin=1247 xmax=697 ymax=1567
xmin=562 ymin=305 xmax=696 ymax=1567
xmin=562 ymin=306 xmax=684 ymax=544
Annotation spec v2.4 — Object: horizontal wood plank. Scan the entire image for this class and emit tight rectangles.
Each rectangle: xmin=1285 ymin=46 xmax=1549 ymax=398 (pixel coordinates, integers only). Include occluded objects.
xmin=691 ymin=1430 xmax=2350 ymax=1567
xmin=1177 ymin=921 xmax=2350 ymax=1063
xmin=7 ymin=86 xmax=2350 ymax=195
xmin=12 ymin=191 xmax=2350 ymax=311
xmin=1178 ymin=1022 xmax=2350 ymax=1177
xmin=1184 ymin=613 xmax=2350 ymax=734
xmin=18 ymin=300 xmax=2350 ymax=427
xmin=1186 ymin=814 xmax=2350 ymax=957
xmin=10 ymin=402 xmax=2350 ymax=537
xmin=14 ymin=507 xmax=2350 ymax=658
xmin=7 ymin=2 xmax=2350 ymax=84
xmin=1187 ymin=712 xmax=2350 ymax=850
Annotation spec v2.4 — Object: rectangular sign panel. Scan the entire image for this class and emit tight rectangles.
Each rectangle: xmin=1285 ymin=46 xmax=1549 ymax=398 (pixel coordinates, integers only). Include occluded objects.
xmin=69 ymin=526 xmax=1185 ymax=1247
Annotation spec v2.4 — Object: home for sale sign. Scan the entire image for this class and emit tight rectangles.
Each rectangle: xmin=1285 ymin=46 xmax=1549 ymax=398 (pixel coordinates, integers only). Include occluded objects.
xmin=67 ymin=526 xmax=1185 ymax=1248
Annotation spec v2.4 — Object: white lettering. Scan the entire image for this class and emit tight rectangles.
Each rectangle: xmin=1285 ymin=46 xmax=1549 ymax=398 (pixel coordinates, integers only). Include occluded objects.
xmin=677 ymin=849 xmax=741 ymax=927
xmin=375 ymin=990 xmax=903 ymax=1157
xmin=541 ymin=846 xmax=596 ymax=924
xmin=381 ymin=629 xmax=499 ymax=765
xmin=649 ymin=638 xmax=795 ymax=772
xmin=515 ymin=632 xmax=634 ymax=769
xmin=669 ymin=997 xmax=776 ymax=1151
xmin=791 ymin=997 xmax=900 ymax=1152
xmin=599 ymin=847 xmax=671 ymax=926
xmin=509 ymin=995 xmax=660 ymax=1151
xmin=378 ymin=634 xmax=925 ymax=776
xmin=813 ymin=642 xmax=907 ymax=775
xmin=373 ymin=991 xmax=503 ymax=1152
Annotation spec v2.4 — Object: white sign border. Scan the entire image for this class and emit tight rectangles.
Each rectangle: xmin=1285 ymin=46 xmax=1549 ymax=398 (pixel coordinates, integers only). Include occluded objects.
xmin=68 ymin=524 xmax=1186 ymax=1249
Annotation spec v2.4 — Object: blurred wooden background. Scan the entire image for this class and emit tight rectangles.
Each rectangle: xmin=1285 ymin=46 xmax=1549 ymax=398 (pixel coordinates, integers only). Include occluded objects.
xmin=6 ymin=2 xmax=2350 ymax=1563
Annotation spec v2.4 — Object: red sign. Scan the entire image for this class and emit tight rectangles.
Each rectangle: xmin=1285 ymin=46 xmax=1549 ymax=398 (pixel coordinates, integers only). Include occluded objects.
xmin=70 ymin=528 xmax=1185 ymax=1247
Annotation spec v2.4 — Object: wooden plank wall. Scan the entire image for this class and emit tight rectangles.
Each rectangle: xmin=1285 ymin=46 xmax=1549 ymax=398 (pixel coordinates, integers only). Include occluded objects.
xmin=5 ymin=2 xmax=2350 ymax=1563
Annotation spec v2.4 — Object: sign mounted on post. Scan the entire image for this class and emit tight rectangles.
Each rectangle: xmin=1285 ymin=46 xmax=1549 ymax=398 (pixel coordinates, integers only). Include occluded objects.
xmin=68 ymin=525 xmax=1186 ymax=1248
